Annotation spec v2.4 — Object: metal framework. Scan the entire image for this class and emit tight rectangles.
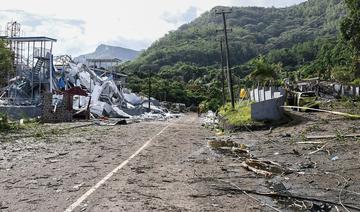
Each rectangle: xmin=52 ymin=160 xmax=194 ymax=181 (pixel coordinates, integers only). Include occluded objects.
xmin=1 ymin=25 xmax=57 ymax=104
xmin=86 ymin=58 xmax=125 ymax=86
xmin=86 ymin=58 xmax=122 ymax=72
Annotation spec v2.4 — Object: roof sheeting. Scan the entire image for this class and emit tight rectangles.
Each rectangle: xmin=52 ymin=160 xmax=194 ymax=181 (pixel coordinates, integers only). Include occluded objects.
xmin=2 ymin=36 xmax=57 ymax=42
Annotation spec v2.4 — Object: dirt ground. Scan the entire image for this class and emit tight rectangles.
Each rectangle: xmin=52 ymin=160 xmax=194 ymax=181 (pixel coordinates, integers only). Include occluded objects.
xmin=0 ymin=111 xmax=360 ymax=211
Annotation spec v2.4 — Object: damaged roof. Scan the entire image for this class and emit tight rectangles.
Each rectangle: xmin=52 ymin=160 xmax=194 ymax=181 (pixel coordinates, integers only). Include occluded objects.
xmin=2 ymin=36 xmax=57 ymax=42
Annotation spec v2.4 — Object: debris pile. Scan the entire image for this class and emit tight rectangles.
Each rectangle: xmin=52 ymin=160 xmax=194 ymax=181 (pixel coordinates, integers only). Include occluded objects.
xmin=200 ymin=111 xmax=219 ymax=129
xmin=0 ymin=54 xmax=180 ymax=121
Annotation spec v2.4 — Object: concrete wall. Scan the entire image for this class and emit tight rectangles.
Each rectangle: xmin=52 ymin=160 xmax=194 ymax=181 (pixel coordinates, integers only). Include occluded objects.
xmin=251 ymin=95 xmax=286 ymax=121
xmin=249 ymin=87 xmax=285 ymax=102
xmin=0 ymin=105 xmax=42 ymax=120
xmin=333 ymin=84 xmax=360 ymax=97
xmin=41 ymin=93 xmax=73 ymax=123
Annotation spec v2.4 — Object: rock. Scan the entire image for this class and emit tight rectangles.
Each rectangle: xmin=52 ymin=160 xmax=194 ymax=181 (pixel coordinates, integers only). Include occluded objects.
xmin=73 ymin=183 xmax=84 ymax=190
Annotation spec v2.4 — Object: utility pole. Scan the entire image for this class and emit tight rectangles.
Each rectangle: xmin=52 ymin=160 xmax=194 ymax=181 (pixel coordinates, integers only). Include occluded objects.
xmin=148 ymin=68 xmax=151 ymax=111
xmin=140 ymin=64 xmax=159 ymax=112
xmin=216 ymin=9 xmax=235 ymax=109
xmin=219 ymin=38 xmax=226 ymax=106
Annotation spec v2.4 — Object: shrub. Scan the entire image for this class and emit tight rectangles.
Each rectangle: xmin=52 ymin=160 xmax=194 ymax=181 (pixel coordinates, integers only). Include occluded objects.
xmin=219 ymin=101 xmax=253 ymax=126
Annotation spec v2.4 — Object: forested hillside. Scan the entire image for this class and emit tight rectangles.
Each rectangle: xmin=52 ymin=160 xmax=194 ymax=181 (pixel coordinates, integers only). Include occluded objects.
xmin=120 ymin=0 xmax=356 ymax=110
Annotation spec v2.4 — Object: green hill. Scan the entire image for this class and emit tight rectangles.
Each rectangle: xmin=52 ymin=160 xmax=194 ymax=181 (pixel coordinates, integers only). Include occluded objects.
xmin=127 ymin=0 xmax=344 ymax=70
xmin=121 ymin=0 xmax=353 ymax=110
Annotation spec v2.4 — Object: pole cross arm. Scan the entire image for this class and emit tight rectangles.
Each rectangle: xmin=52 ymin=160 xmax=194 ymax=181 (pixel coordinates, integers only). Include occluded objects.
xmin=216 ymin=28 xmax=233 ymax=33
xmin=215 ymin=9 xmax=232 ymax=14
xmin=140 ymin=64 xmax=159 ymax=72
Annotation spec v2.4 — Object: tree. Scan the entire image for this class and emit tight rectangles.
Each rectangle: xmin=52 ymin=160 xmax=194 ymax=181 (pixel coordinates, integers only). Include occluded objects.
xmin=248 ymin=56 xmax=281 ymax=84
xmin=0 ymin=40 xmax=13 ymax=87
xmin=341 ymin=0 xmax=360 ymax=77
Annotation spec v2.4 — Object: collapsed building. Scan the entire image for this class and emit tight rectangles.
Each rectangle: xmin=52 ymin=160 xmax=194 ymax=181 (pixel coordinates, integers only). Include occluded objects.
xmin=0 ymin=21 xmax=171 ymax=121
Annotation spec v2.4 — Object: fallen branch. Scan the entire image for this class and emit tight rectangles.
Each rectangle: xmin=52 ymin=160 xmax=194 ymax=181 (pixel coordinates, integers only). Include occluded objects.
xmin=189 ymin=193 xmax=229 ymax=198
xmin=281 ymin=106 xmax=360 ymax=119
xmin=337 ymin=175 xmax=351 ymax=212
xmin=214 ymin=185 xmax=360 ymax=211
xmin=241 ymin=159 xmax=292 ymax=177
xmin=296 ymin=141 xmax=326 ymax=144
xmin=240 ymin=161 xmax=273 ymax=177
xmin=308 ymin=143 xmax=328 ymax=155
xmin=306 ymin=134 xmax=360 ymax=140
xmin=229 ymin=182 xmax=282 ymax=212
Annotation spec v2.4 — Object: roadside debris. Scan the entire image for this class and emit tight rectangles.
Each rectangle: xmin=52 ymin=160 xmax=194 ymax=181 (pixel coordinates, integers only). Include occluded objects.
xmin=240 ymin=159 xmax=292 ymax=177
xmin=306 ymin=133 xmax=360 ymax=140
xmin=94 ymin=118 xmax=127 ymax=126
xmin=201 ymin=111 xmax=219 ymax=129
xmin=331 ymin=156 xmax=339 ymax=161
xmin=287 ymin=91 xmax=320 ymax=111
xmin=208 ymin=138 xmax=249 ymax=157
xmin=282 ymin=106 xmax=360 ymax=119
xmin=214 ymin=182 xmax=360 ymax=211
xmin=308 ymin=143 xmax=328 ymax=155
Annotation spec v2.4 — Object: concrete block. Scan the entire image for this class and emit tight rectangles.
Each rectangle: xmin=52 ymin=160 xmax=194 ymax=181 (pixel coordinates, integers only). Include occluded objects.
xmin=251 ymin=95 xmax=286 ymax=121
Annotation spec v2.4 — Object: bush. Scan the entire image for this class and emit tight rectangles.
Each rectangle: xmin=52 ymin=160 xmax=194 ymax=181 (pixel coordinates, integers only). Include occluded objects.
xmin=0 ymin=113 xmax=10 ymax=131
xmin=199 ymin=98 xmax=222 ymax=112
xmin=352 ymin=78 xmax=360 ymax=86
xmin=218 ymin=101 xmax=253 ymax=126
xmin=331 ymin=66 xmax=354 ymax=83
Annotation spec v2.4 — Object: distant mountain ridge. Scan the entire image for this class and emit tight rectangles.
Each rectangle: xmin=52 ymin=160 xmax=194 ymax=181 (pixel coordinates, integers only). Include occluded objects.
xmin=74 ymin=44 xmax=141 ymax=63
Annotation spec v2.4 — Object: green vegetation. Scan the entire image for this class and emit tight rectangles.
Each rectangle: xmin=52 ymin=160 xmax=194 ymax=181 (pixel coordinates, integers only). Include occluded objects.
xmin=219 ymin=101 xmax=252 ymax=126
xmin=0 ymin=112 xmax=41 ymax=135
xmin=0 ymin=113 xmax=11 ymax=131
xmin=341 ymin=0 xmax=360 ymax=78
xmin=247 ymin=56 xmax=282 ymax=83
xmin=124 ymin=62 xmax=223 ymax=111
xmin=119 ymin=0 xmax=359 ymax=110
xmin=0 ymin=39 xmax=13 ymax=87
xmin=0 ymin=114 xmax=25 ymax=133
xmin=125 ymin=0 xmax=345 ymax=71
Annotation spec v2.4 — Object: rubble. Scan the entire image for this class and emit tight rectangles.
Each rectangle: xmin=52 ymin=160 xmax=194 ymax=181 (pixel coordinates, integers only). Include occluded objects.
xmin=0 ymin=53 xmax=180 ymax=121
xmin=0 ymin=23 xmax=182 ymax=122
xmin=200 ymin=111 xmax=219 ymax=129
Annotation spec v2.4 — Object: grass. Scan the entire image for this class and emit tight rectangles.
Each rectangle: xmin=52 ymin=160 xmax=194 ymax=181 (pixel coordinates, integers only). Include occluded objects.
xmin=324 ymin=97 xmax=360 ymax=115
xmin=0 ymin=113 xmax=11 ymax=131
xmin=0 ymin=113 xmax=41 ymax=134
xmin=219 ymin=101 xmax=253 ymax=126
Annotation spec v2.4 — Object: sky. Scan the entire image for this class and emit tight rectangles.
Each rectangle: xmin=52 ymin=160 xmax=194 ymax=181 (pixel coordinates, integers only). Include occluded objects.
xmin=0 ymin=0 xmax=306 ymax=56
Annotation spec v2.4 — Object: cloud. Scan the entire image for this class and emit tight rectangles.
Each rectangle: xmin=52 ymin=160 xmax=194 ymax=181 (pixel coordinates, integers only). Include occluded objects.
xmin=0 ymin=10 xmax=88 ymax=55
xmin=0 ymin=10 xmax=86 ymax=32
xmin=0 ymin=0 xmax=308 ymax=56
xmin=162 ymin=6 xmax=199 ymax=25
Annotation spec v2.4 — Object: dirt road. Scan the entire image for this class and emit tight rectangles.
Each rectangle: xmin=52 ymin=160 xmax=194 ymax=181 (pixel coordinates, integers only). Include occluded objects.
xmin=0 ymin=114 xmax=237 ymax=211
xmin=1 ymin=113 xmax=360 ymax=211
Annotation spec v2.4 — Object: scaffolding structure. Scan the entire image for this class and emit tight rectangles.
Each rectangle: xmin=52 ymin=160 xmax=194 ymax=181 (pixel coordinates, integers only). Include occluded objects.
xmin=86 ymin=58 xmax=127 ymax=87
xmin=6 ymin=21 xmax=21 ymax=37
xmin=0 ymin=21 xmax=57 ymax=105
xmin=86 ymin=58 xmax=122 ymax=72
